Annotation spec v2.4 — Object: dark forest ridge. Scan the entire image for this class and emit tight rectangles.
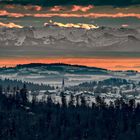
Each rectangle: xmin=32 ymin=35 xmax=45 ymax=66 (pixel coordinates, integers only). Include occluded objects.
xmin=2 ymin=63 xmax=138 ymax=73
xmin=15 ymin=63 xmax=107 ymax=71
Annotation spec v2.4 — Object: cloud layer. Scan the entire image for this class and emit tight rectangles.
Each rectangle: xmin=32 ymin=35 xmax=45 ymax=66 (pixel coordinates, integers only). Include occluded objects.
xmin=1 ymin=0 xmax=140 ymax=6
xmin=0 ymin=9 xmax=140 ymax=19
xmin=0 ymin=22 xmax=23 ymax=28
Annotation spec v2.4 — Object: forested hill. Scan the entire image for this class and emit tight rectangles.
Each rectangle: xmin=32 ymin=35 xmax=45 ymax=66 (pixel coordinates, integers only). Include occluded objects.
xmin=15 ymin=63 xmax=107 ymax=72
xmin=0 ymin=78 xmax=54 ymax=91
xmin=0 ymin=63 xmax=108 ymax=75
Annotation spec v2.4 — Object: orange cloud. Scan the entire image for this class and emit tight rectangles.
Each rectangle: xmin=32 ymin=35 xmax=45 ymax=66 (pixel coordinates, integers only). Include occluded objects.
xmin=0 ymin=10 xmax=140 ymax=19
xmin=49 ymin=6 xmax=66 ymax=12
xmin=0 ymin=10 xmax=25 ymax=17
xmin=0 ymin=22 xmax=23 ymax=28
xmin=4 ymin=4 xmax=15 ymax=9
xmin=33 ymin=12 xmax=140 ymax=19
xmin=71 ymin=5 xmax=94 ymax=12
xmin=24 ymin=5 xmax=42 ymax=11
xmin=121 ymin=24 xmax=129 ymax=27
xmin=44 ymin=20 xmax=99 ymax=29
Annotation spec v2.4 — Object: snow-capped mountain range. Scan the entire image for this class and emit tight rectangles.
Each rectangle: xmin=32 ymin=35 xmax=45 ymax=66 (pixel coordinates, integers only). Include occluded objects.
xmin=0 ymin=26 xmax=140 ymax=52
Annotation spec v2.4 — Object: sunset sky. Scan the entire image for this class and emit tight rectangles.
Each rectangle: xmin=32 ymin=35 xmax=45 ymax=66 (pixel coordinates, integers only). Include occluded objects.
xmin=0 ymin=3 xmax=139 ymax=28
xmin=0 ymin=2 xmax=140 ymax=71
xmin=1 ymin=57 xmax=140 ymax=72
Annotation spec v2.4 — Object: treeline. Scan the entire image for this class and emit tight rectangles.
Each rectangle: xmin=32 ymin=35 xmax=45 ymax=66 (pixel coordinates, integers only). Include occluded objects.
xmin=1 ymin=0 xmax=140 ymax=6
xmin=0 ymin=85 xmax=140 ymax=140
xmin=0 ymin=78 xmax=54 ymax=91
xmin=67 ymin=78 xmax=134 ymax=92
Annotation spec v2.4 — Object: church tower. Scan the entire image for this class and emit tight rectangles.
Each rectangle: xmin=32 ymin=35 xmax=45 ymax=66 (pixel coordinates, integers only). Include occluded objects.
xmin=62 ymin=78 xmax=65 ymax=92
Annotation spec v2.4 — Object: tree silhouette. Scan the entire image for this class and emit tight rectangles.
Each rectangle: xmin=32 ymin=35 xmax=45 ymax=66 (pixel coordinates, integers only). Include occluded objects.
xmin=69 ymin=94 xmax=75 ymax=107
xmin=0 ymin=85 xmax=2 ymax=95
xmin=20 ymin=84 xmax=27 ymax=105
xmin=61 ymin=92 xmax=67 ymax=107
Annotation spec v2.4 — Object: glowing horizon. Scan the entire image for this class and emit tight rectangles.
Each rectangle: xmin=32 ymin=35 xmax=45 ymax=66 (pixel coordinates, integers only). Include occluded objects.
xmin=1 ymin=57 xmax=140 ymax=72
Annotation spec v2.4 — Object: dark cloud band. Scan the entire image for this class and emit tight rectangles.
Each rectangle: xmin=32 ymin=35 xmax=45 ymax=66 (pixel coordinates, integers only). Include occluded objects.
xmin=1 ymin=0 xmax=140 ymax=6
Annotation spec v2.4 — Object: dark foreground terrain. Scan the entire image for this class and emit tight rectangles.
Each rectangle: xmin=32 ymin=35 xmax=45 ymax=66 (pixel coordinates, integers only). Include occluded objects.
xmin=0 ymin=84 xmax=140 ymax=140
